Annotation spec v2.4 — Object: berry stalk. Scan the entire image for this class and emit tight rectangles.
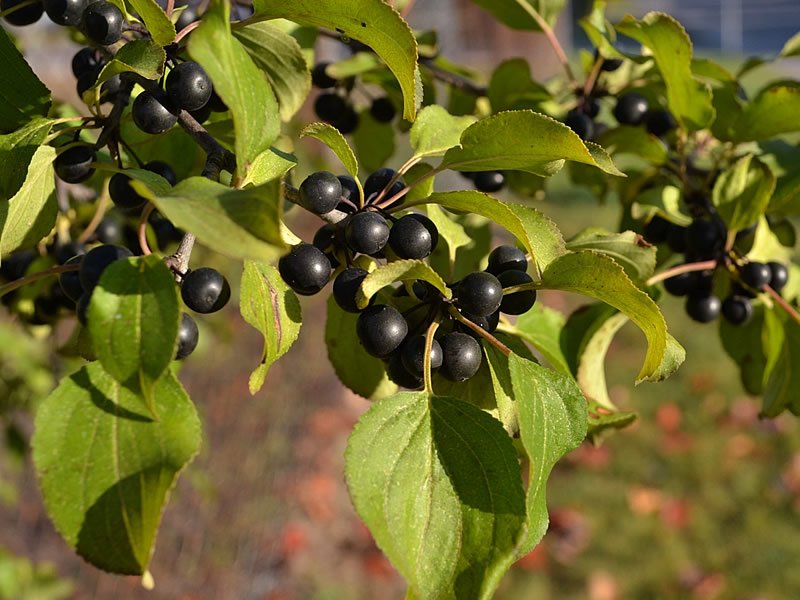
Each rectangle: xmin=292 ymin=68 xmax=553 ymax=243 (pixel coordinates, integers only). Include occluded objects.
xmin=447 ymin=305 xmax=511 ymax=357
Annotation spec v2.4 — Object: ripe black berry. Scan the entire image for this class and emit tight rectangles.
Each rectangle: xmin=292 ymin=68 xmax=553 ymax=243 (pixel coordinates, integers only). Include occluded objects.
xmin=722 ymin=295 xmax=752 ymax=326
xmin=109 ymin=161 xmax=176 ymax=210
xmin=686 ymin=218 xmax=725 ymax=258
xmin=76 ymin=70 xmax=98 ymax=97
xmin=666 ymin=224 xmax=687 ymax=254
xmin=363 ymin=168 xmax=404 ymax=202
xmin=565 ymin=110 xmax=594 ymax=140
xmin=59 ymin=256 xmax=84 ymax=303
xmin=166 ymin=61 xmax=213 ymax=111
xmin=388 ymin=213 xmax=438 ymax=259
xmin=739 ymin=262 xmax=771 ymax=291
xmin=176 ymin=313 xmax=199 ymax=359
xmin=497 ymin=270 xmax=536 ymax=315
xmin=143 ymin=160 xmax=177 ymax=185
xmin=600 ymin=57 xmax=623 ymax=72
xmin=53 ymin=241 xmax=85 ymax=265
xmin=459 ymin=310 xmax=499 ymax=339
xmin=473 ymin=171 xmax=505 ymax=193
xmin=78 ymin=244 xmax=133 ymax=291
xmin=132 ymin=91 xmax=178 ymax=135
xmin=386 ymin=353 xmax=422 ymax=389
xmin=44 ymin=0 xmax=86 ymax=26
xmin=54 ymin=144 xmax=96 ymax=184
xmin=175 ymin=5 xmax=197 ymax=31
xmin=613 ymin=92 xmax=649 ymax=126
xmin=645 ymin=109 xmax=677 ymax=137
xmin=370 ymin=97 xmax=396 ymax=123
xmin=643 ymin=215 xmax=671 ymax=244
xmin=94 ymin=216 xmax=123 ymax=245
xmin=663 ymin=272 xmax=693 ymax=296
xmin=584 ymin=96 xmax=601 ymax=118
xmin=685 ymin=293 xmax=721 ymax=323
xmin=1 ymin=0 xmax=43 ymax=25
xmin=311 ymin=63 xmax=337 ymax=89
xmin=768 ymin=261 xmax=789 ymax=292
xmin=401 ymin=335 xmax=443 ymax=377
xmin=207 ymin=89 xmax=227 ymax=112
xmin=486 ymin=245 xmax=527 ymax=275
xmin=71 ymin=48 xmax=100 ymax=78
xmin=332 ymin=106 xmax=359 ymax=134
xmin=457 ymin=271 xmax=503 ymax=317
xmin=439 ymin=332 xmax=482 ymax=382
xmin=333 ymin=267 xmax=369 ymax=313
xmin=345 ymin=212 xmax=390 ymax=256
xmin=0 ymin=250 xmax=35 ymax=282
xmin=181 ymin=267 xmax=231 ymax=313
xmin=356 ymin=304 xmax=408 ymax=358
xmin=298 ymin=171 xmax=342 ymax=215
xmin=314 ymin=93 xmax=348 ymax=122
xmin=338 ymin=175 xmax=360 ymax=207
xmin=82 ymin=1 xmax=124 ymax=45
xmin=278 ymin=243 xmax=332 ymax=296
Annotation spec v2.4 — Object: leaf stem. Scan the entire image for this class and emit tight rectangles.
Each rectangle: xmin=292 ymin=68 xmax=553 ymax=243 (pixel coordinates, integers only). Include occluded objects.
xmin=423 ymin=319 xmax=440 ymax=394
xmin=77 ymin=185 xmax=111 ymax=243
xmin=174 ymin=21 xmax=201 ymax=44
xmin=447 ymin=305 xmax=511 ymax=357
xmin=138 ymin=204 xmax=155 ymax=256
xmin=165 ymin=0 xmax=174 ymax=18
xmin=512 ymin=0 xmax=576 ymax=86
xmin=765 ymin=285 xmax=800 ymax=326
xmin=418 ymin=57 xmax=487 ymax=96
xmin=0 ymin=263 xmax=80 ymax=299
xmin=646 ymin=260 xmax=718 ymax=286
xmin=376 ymin=165 xmax=443 ymax=211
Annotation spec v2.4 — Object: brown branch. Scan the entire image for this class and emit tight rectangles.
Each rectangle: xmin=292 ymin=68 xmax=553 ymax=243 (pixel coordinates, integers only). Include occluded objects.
xmin=94 ymin=79 xmax=134 ymax=149
xmin=419 ymin=57 xmax=487 ymax=96
xmin=512 ymin=0 xmax=576 ymax=86
xmin=138 ymin=204 xmax=155 ymax=256
xmin=646 ymin=260 xmax=718 ymax=286
xmin=765 ymin=285 xmax=800 ymax=326
xmin=448 ymin=305 xmax=511 ymax=357
xmin=0 ymin=264 xmax=80 ymax=298
xmin=164 ymin=233 xmax=196 ymax=281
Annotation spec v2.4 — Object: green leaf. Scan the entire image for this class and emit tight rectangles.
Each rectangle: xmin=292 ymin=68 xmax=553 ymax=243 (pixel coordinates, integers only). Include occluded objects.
xmin=131 ymin=176 xmax=287 ymax=263
xmin=780 ymin=31 xmax=800 ymax=57
xmin=345 ymin=392 xmax=526 ymax=599
xmin=763 ymin=315 xmax=800 ymax=417
xmin=240 ymin=261 xmax=302 ymax=394
xmin=190 ymin=0 xmax=279 ymax=179
xmin=356 ymin=259 xmax=450 ymax=309
xmin=0 ymin=117 xmax=53 ymax=201
xmin=464 ymin=0 xmax=565 ymax=31
xmin=252 ymin=0 xmax=421 ymax=121
xmin=441 ymin=111 xmax=624 ymax=177
xmin=352 ymin=111 xmax=395 ymax=174
xmin=126 ymin=0 xmax=176 ymax=46
xmin=233 ymin=22 xmax=311 ymax=121
xmin=729 ymin=86 xmax=800 ymax=142
xmin=509 ymin=303 xmax=570 ymax=374
xmin=240 ymin=146 xmax=297 ymax=187
xmin=508 ymin=354 xmax=587 ymax=554
xmin=720 ymin=304 xmax=783 ymax=396
xmin=488 ymin=58 xmax=550 ymax=113
xmin=616 ymin=12 xmax=714 ymax=130
xmin=0 ymin=29 xmax=51 ymax=133
xmin=712 ymin=154 xmax=776 ymax=233
xmin=95 ymin=40 xmax=166 ymax=87
xmin=0 ymin=144 xmax=56 ymax=258
xmin=587 ymin=409 xmax=637 ymax=444
xmin=596 ymin=126 xmax=668 ymax=165
xmin=406 ymin=190 xmax=566 ymax=274
xmin=87 ymin=256 xmax=179 ymax=413
xmin=325 ymin=295 xmax=396 ymax=400
xmin=32 ymin=363 xmax=201 ymax=575
xmin=540 ymin=251 xmax=679 ymax=382
xmin=566 ymin=229 xmax=657 ymax=282
xmin=300 ymin=122 xmax=359 ymax=177
xmin=409 ymin=105 xmax=476 ymax=159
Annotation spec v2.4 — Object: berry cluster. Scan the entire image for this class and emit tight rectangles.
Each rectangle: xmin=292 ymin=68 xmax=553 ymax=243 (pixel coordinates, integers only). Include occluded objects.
xmin=613 ymin=92 xmax=677 ymax=137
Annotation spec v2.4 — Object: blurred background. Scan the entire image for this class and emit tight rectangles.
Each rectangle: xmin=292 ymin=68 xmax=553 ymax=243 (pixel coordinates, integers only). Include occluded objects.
xmin=2 ymin=1 xmax=800 ymax=599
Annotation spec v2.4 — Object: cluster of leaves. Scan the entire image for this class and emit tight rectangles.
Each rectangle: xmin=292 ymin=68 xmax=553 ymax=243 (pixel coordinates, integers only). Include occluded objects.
xmin=1 ymin=0 xmax=799 ymax=596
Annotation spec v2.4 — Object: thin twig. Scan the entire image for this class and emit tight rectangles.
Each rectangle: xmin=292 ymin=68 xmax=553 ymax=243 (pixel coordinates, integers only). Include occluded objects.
xmin=138 ymin=204 xmax=155 ymax=256
xmin=764 ymin=285 xmax=800 ymax=326
xmin=646 ymin=260 xmax=718 ymax=286
xmin=581 ymin=56 xmax=604 ymax=101
xmin=447 ymin=305 xmax=511 ymax=357
xmin=0 ymin=264 xmax=80 ymax=298
xmin=164 ymin=234 xmax=196 ymax=281
xmin=400 ymin=0 xmax=416 ymax=18
xmin=174 ymin=21 xmax=201 ymax=44
xmin=77 ymin=185 xmax=111 ymax=243
xmin=376 ymin=166 xmax=443 ymax=210
xmin=419 ymin=57 xmax=487 ymax=96
xmin=166 ymin=0 xmax=175 ymax=19
xmin=512 ymin=0 xmax=576 ymax=86
xmin=423 ymin=319 xmax=440 ymax=394
xmin=94 ymin=80 xmax=134 ymax=149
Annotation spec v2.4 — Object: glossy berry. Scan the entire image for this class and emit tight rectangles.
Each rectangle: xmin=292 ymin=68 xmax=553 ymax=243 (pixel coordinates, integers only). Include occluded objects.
xmin=356 ymin=304 xmax=408 ymax=358
xmin=643 ymin=215 xmax=671 ymax=244
xmin=645 ymin=109 xmax=677 ymax=137
xmin=71 ymin=48 xmax=100 ymax=78
xmin=278 ymin=244 xmax=332 ymax=296
xmin=686 ymin=218 xmax=725 ymax=258
xmin=439 ymin=332 xmax=482 ymax=382
xmin=143 ymin=160 xmax=177 ymax=185
xmin=176 ymin=313 xmax=199 ymax=360
xmin=345 ymin=212 xmax=390 ymax=256
xmin=78 ymin=244 xmax=133 ymax=291
xmin=386 ymin=353 xmax=422 ymax=390
xmin=299 ymin=171 xmax=342 ymax=215
xmin=175 ymin=5 xmax=197 ymax=31
xmin=663 ymin=272 xmax=693 ymax=297
xmin=722 ymin=295 xmax=752 ymax=326
xmin=94 ymin=216 xmax=124 ymax=245
xmin=54 ymin=241 xmax=85 ymax=265
xmin=363 ymin=168 xmax=404 ymax=202
xmin=166 ymin=61 xmax=213 ymax=111
xmin=311 ymin=63 xmax=337 ymax=89
xmin=190 ymin=102 xmax=212 ymax=124
xmin=333 ymin=267 xmax=369 ymax=313
xmin=613 ymin=92 xmax=649 ymax=126
xmin=207 ymin=89 xmax=227 ymax=112
xmin=584 ymin=96 xmax=601 ymax=119
xmin=600 ymin=57 xmax=623 ymax=72
xmin=565 ymin=110 xmax=594 ymax=140
xmin=666 ymin=223 xmax=687 ymax=254
xmin=457 ymin=271 xmax=503 ymax=317
xmin=685 ymin=293 xmax=721 ymax=323
xmin=486 ymin=245 xmax=527 ymax=275
xmin=76 ymin=70 xmax=98 ymax=97
xmin=314 ymin=93 xmax=348 ymax=122
xmin=44 ymin=0 xmax=86 ymax=26
xmin=459 ymin=310 xmax=500 ymax=340
xmin=132 ymin=91 xmax=178 ymax=135
xmin=768 ymin=261 xmax=789 ymax=292
xmin=54 ymin=145 xmax=96 ymax=184
xmin=370 ymin=97 xmax=396 ymax=123
xmin=59 ymin=256 xmax=84 ymax=303
xmin=739 ymin=261 xmax=771 ymax=291
xmin=332 ymin=106 xmax=359 ymax=134
xmin=82 ymin=1 xmax=124 ymax=45
xmin=0 ymin=250 xmax=35 ymax=282
xmin=401 ymin=335 xmax=443 ymax=377
xmin=497 ymin=270 xmax=536 ymax=315
xmin=1 ymin=0 xmax=43 ymax=25
xmin=313 ymin=223 xmax=338 ymax=254
xmin=100 ymin=74 xmax=122 ymax=102
xmin=109 ymin=161 xmax=176 ymax=210
xmin=473 ymin=171 xmax=505 ymax=193
xmin=338 ymin=175 xmax=360 ymax=207
xmin=389 ymin=213 xmax=438 ymax=259
xmin=181 ymin=267 xmax=231 ymax=313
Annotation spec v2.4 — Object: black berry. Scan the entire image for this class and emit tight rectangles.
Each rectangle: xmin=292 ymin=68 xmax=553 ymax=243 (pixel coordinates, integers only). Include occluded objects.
xmin=685 ymin=293 xmax=721 ymax=323
xmin=666 ymin=224 xmax=687 ymax=254
xmin=299 ymin=171 xmax=342 ymax=215
xmin=338 ymin=175 xmax=360 ymax=207
xmin=94 ymin=216 xmax=124 ymax=245
xmin=370 ymin=97 xmax=396 ymax=123
xmin=176 ymin=313 xmax=199 ymax=359
xmin=59 ymin=256 xmax=84 ymax=303
xmin=401 ymin=335 xmax=443 ymax=377
xmin=311 ymin=63 xmax=337 ymax=89
xmin=1 ymin=0 xmax=43 ymax=25
xmin=44 ymin=0 xmax=86 ymax=26
xmin=486 ymin=245 xmax=527 ymax=275
xmin=78 ymin=244 xmax=133 ymax=292
xmin=356 ymin=304 xmax=408 ymax=358
xmin=643 ymin=215 xmax=671 ymax=244
xmin=76 ymin=70 xmax=98 ymax=97
xmin=663 ymin=272 xmax=693 ymax=297
xmin=364 ymin=168 xmax=404 ymax=202
xmin=645 ymin=109 xmax=677 ymax=137
xmin=314 ymin=93 xmax=348 ymax=123
xmin=345 ymin=212 xmax=390 ymax=256
xmin=166 ymin=61 xmax=213 ymax=111
xmin=739 ymin=262 xmax=771 ymax=291
xmin=332 ymin=106 xmax=359 ymax=134
xmin=132 ymin=91 xmax=178 ymax=135
xmin=143 ymin=160 xmax=177 ymax=185
xmin=175 ymin=5 xmax=197 ymax=31
xmin=686 ymin=219 xmax=725 ymax=258
xmin=722 ymin=295 xmax=752 ymax=326
xmin=388 ymin=213 xmax=438 ymax=259
xmin=459 ymin=310 xmax=499 ymax=340
xmin=71 ymin=48 xmax=100 ymax=78
xmin=82 ymin=1 xmax=124 ymax=45
xmin=497 ymin=270 xmax=536 ymax=315
xmin=181 ymin=267 xmax=231 ymax=313
xmin=333 ymin=267 xmax=369 ymax=313
xmin=565 ymin=110 xmax=594 ymax=140
xmin=457 ymin=271 xmax=503 ymax=317
xmin=207 ymin=89 xmax=227 ymax=112
xmin=109 ymin=161 xmax=176 ymax=210
xmin=613 ymin=92 xmax=649 ymax=126
xmin=386 ymin=353 xmax=422 ymax=390
xmin=54 ymin=144 xmax=96 ymax=184
xmin=473 ymin=171 xmax=505 ymax=193
xmin=600 ymin=57 xmax=623 ymax=72
xmin=278 ymin=244 xmax=332 ymax=296
xmin=768 ymin=261 xmax=789 ymax=292
xmin=439 ymin=332 xmax=482 ymax=382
